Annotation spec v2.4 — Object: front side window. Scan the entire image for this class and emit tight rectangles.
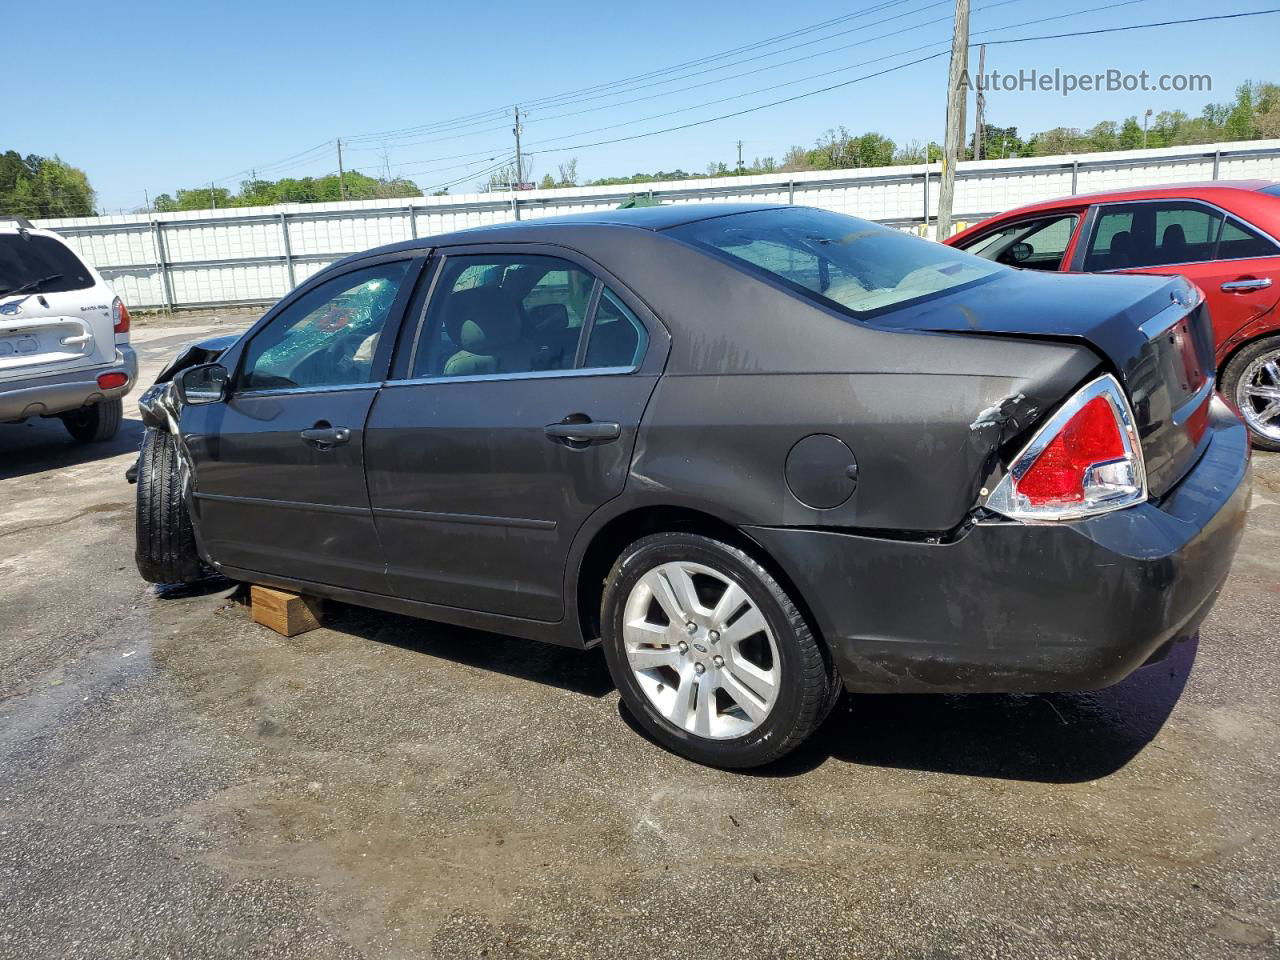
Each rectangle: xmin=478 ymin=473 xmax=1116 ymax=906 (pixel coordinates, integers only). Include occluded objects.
xmin=669 ymin=208 xmax=1001 ymax=316
xmin=0 ymin=235 xmax=94 ymax=296
xmin=962 ymin=214 xmax=1079 ymax=271
xmin=239 ymin=262 xmax=409 ymax=391
xmin=413 ymin=255 xmax=599 ymax=378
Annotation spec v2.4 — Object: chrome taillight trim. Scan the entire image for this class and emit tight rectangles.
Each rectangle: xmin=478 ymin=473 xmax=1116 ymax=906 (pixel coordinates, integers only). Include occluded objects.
xmin=985 ymin=374 xmax=1147 ymax=522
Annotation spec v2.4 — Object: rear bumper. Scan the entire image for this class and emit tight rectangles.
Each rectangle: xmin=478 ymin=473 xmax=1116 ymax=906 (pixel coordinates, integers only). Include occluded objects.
xmin=744 ymin=398 xmax=1252 ymax=694
xmin=0 ymin=346 xmax=137 ymax=422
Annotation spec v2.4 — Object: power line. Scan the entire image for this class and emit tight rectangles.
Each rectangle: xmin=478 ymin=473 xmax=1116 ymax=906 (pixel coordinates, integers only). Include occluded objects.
xmin=524 ymin=7 xmax=1280 ymax=159
xmin=519 ymin=0 xmax=1156 ymax=155
xmin=340 ymin=0 xmax=926 ymax=145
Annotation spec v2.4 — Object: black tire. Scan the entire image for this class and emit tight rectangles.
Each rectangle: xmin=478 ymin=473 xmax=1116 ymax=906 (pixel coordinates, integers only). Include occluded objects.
xmin=135 ymin=427 xmax=204 ymax=584
xmin=600 ymin=532 xmax=838 ymax=769
xmin=61 ymin=396 xmax=123 ymax=443
xmin=1222 ymin=335 xmax=1280 ymax=452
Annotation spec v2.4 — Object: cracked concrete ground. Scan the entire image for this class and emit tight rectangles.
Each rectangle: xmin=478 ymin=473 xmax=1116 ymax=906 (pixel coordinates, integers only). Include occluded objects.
xmin=0 ymin=322 xmax=1277 ymax=959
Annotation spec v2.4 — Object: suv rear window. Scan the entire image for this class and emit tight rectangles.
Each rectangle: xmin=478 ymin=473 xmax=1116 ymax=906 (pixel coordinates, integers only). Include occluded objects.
xmin=0 ymin=234 xmax=95 ymax=297
xmin=669 ymin=208 xmax=1000 ymax=316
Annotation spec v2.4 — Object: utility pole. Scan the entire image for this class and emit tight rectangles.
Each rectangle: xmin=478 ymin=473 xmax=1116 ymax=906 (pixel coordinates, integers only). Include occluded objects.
xmin=972 ymin=44 xmax=986 ymax=161
xmin=336 ymin=139 xmax=348 ymax=200
xmin=736 ymin=140 xmax=744 ymax=174
xmin=935 ymin=0 xmax=970 ymax=241
xmin=210 ymin=182 xmax=216 ymax=210
xmin=512 ymin=106 xmax=524 ymax=188
xmin=1143 ymin=108 xmax=1152 ymax=149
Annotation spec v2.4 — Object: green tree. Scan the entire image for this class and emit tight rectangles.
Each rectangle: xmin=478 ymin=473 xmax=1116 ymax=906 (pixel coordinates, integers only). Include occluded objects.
xmin=538 ymin=173 xmax=556 ymax=189
xmin=0 ymin=151 xmax=96 ymax=217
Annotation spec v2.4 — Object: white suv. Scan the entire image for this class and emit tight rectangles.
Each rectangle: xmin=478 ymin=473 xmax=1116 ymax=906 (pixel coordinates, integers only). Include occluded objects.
xmin=0 ymin=216 xmax=137 ymax=442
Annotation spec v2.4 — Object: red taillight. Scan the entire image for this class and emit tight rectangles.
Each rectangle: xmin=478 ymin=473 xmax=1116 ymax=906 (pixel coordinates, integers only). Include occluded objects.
xmin=1016 ymin=396 xmax=1126 ymax=505
xmin=985 ymin=375 xmax=1146 ymax=521
xmin=97 ymin=372 xmax=128 ymax=390
xmin=112 ymin=297 xmax=131 ymax=335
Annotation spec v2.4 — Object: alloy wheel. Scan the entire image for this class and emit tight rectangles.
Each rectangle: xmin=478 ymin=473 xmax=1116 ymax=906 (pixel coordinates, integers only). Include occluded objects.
xmin=622 ymin=561 xmax=780 ymax=740
xmin=1236 ymin=349 xmax=1280 ymax=443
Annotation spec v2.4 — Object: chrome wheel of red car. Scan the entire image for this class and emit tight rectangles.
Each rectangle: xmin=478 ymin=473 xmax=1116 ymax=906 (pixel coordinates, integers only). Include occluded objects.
xmin=1225 ymin=336 xmax=1280 ymax=450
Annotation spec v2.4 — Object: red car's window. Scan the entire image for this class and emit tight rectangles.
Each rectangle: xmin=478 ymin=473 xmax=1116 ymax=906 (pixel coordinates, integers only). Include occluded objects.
xmin=961 ymin=214 xmax=1079 ymax=271
xmin=1218 ymin=219 xmax=1280 ymax=260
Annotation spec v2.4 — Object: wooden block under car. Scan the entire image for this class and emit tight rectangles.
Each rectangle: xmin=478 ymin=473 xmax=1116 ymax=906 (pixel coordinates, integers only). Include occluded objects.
xmin=250 ymin=585 xmax=323 ymax=637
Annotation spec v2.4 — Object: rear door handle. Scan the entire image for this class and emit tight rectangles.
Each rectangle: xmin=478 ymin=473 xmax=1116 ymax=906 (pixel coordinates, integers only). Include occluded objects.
xmin=1221 ymin=277 xmax=1273 ymax=292
xmin=544 ymin=420 xmax=621 ymax=444
xmin=300 ymin=426 xmax=351 ymax=449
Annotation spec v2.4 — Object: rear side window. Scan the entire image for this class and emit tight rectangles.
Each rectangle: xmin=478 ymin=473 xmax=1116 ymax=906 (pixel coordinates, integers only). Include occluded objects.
xmin=669 ymin=207 xmax=1000 ymax=316
xmin=1084 ymin=201 xmax=1235 ymax=270
xmin=585 ymin=288 xmax=647 ymax=368
xmin=0 ymin=234 xmax=94 ymax=296
xmin=1218 ymin=219 xmax=1280 ymax=259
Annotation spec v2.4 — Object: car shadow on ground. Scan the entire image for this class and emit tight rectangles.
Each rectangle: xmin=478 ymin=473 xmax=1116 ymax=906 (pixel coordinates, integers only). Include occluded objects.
xmin=616 ymin=637 xmax=1198 ymax=783
xmin=154 ymin=573 xmax=1195 ymax=780
xmin=0 ymin=416 xmax=144 ymax=481
xmin=314 ymin=601 xmax=616 ymax=699
xmin=766 ymin=636 xmax=1199 ymax=783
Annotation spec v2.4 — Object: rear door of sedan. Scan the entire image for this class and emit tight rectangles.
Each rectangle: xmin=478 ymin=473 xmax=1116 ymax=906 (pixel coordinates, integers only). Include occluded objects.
xmin=364 ymin=244 xmax=668 ymax=622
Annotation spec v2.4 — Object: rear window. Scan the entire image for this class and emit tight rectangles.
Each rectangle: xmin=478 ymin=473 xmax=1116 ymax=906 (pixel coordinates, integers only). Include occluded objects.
xmin=668 ymin=208 xmax=1001 ymax=316
xmin=0 ymin=234 xmax=94 ymax=297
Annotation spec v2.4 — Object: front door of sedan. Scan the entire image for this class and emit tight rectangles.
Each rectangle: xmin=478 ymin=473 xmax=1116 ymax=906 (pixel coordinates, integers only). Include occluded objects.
xmin=1074 ymin=199 xmax=1280 ymax=354
xmin=365 ymin=250 xmax=665 ymax=622
xmin=182 ymin=258 xmax=420 ymax=592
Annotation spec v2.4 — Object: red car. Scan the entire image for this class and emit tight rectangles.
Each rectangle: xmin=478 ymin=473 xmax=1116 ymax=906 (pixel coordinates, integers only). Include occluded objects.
xmin=948 ymin=181 xmax=1280 ymax=449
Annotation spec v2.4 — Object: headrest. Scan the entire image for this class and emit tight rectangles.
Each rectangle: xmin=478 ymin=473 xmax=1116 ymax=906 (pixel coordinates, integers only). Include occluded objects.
xmin=1161 ymin=224 xmax=1187 ymax=250
xmin=443 ymin=288 xmax=522 ymax=352
xmin=1109 ymin=230 xmax=1131 ymax=256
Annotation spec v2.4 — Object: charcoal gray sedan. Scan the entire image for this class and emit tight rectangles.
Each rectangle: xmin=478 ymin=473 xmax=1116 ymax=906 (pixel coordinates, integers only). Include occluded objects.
xmin=133 ymin=204 xmax=1251 ymax=768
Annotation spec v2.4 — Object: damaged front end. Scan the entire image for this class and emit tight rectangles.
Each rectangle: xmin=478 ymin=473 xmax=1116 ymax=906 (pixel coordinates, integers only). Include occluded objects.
xmin=126 ymin=333 xmax=238 ymax=484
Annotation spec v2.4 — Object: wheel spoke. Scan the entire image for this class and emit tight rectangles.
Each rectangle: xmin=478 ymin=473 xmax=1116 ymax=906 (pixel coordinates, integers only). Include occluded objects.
xmin=1257 ymin=399 xmax=1280 ymax=424
xmin=627 ymin=643 xmax=680 ymax=672
xmin=663 ymin=667 xmax=697 ymax=730
xmin=693 ymin=676 xmax=715 ymax=737
xmin=727 ymin=651 xmax=778 ymax=703
xmin=719 ymin=669 xmax=768 ymax=724
xmin=1246 ymin=384 xmax=1280 ymax=400
xmin=1264 ymin=359 xmax=1280 ymax=385
xmin=719 ymin=605 xmax=767 ymax=647
xmin=710 ymin=581 xmax=748 ymax=628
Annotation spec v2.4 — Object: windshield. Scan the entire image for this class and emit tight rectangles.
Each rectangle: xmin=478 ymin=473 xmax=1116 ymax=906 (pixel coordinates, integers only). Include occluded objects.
xmin=669 ymin=207 xmax=1002 ymax=316
xmin=0 ymin=234 xmax=94 ymax=297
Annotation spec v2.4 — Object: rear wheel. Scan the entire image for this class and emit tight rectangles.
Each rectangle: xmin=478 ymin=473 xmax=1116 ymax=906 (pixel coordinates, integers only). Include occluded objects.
xmin=600 ymin=532 xmax=837 ymax=769
xmin=61 ymin=397 xmax=123 ymax=443
xmin=1223 ymin=335 xmax=1280 ymax=452
xmin=135 ymin=427 xmax=204 ymax=584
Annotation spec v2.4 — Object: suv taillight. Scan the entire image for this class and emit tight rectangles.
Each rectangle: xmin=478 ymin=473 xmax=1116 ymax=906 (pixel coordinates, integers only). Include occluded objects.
xmin=985 ymin=375 xmax=1146 ymax=521
xmin=112 ymin=297 xmax=131 ymax=336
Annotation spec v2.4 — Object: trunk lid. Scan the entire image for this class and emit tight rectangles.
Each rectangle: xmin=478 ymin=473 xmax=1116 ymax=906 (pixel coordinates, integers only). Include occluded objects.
xmin=0 ymin=289 xmax=117 ymax=383
xmin=883 ymin=269 xmax=1216 ymax=497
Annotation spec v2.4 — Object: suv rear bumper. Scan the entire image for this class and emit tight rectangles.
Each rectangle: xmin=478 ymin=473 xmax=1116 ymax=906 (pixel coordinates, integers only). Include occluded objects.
xmin=0 ymin=346 xmax=138 ymax=422
xmin=744 ymin=397 xmax=1252 ymax=694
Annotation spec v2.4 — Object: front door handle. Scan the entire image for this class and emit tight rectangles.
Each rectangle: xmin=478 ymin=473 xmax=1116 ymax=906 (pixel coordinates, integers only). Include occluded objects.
xmin=1221 ymin=277 xmax=1273 ymax=292
xmin=544 ymin=419 xmax=621 ymax=444
xmin=300 ymin=426 xmax=351 ymax=450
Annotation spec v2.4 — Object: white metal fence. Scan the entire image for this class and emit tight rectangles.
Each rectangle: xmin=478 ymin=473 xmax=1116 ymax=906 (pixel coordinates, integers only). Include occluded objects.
xmin=35 ymin=139 xmax=1280 ymax=311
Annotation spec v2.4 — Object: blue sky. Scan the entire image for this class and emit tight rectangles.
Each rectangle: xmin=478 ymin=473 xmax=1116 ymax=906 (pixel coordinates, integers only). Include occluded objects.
xmin=12 ymin=0 xmax=1279 ymax=212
